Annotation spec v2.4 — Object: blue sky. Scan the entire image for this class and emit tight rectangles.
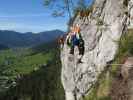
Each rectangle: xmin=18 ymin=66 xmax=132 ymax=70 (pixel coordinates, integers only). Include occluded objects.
xmin=0 ymin=0 xmax=93 ymax=33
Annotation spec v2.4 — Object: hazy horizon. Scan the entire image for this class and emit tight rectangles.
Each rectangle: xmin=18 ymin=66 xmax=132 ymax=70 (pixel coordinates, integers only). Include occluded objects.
xmin=0 ymin=28 xmax=65 ymax=34
xmin=0 ymin=0 xmax=69 ymax=33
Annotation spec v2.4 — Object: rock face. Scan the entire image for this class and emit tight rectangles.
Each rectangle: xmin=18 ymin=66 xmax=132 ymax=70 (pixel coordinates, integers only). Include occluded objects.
xmin=61 ymin=0 xmax=128 ymax=100
xmin=129 ymin=0 xmax=133 ymax=27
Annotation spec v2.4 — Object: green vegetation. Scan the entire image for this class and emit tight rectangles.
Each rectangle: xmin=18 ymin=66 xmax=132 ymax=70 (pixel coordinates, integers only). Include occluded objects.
xmin=0 ymin=48 xmax=52 ymax=76
xmin=0 ymin=49 xmax=65 ymax=100
xmin=84 ymin=69 xmax=112 ymax=100
xmin=110 ymin=29 xmax=133 ymax=75
xmin=117 ymin=29 xmax=133 ymax=58
xmin=0 ymin=41 xmax=65 ymax=100
xmin=83 ymin=29 xmax=133 ymax=100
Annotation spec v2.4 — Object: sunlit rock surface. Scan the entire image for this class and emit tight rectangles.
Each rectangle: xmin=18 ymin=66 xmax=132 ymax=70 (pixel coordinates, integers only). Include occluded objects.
xmin=61 ymin=0 xmax=128 ymax=100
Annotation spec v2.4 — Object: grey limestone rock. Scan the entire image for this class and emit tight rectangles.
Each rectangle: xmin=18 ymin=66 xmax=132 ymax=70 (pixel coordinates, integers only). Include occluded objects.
xmin=61 ymin=0 xmax=128 ymax=100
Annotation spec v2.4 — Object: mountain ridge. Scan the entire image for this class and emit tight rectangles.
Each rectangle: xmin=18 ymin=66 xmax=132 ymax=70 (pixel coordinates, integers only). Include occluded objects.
xmin=0 ymin=29 xmax=64 ymax=47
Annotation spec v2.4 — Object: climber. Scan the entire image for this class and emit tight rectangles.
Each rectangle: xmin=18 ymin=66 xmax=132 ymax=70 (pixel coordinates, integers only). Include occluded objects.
xmin=75 ymin=24 xmax=85 ymax=63
xmin=66 ymin=24 xmax=85 ymax=63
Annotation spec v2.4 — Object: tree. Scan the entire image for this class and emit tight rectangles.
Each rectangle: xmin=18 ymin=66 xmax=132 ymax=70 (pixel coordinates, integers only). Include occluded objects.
xmin=44 ymin=0 xmax=94 ymax=19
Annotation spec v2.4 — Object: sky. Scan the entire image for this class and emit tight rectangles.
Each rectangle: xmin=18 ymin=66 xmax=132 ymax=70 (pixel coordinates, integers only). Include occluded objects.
xmin=0 ymin=0 xmax=93 ymax=33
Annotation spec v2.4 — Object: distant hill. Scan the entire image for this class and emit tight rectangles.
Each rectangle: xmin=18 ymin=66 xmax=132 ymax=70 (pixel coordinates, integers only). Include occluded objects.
xmin=0 ymin=30 xmax=64 ymax=47
xmin=0 ymin=44 xmax=9 ymax=50
xmin=31 ymin=40 xmax=58 ymax=54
